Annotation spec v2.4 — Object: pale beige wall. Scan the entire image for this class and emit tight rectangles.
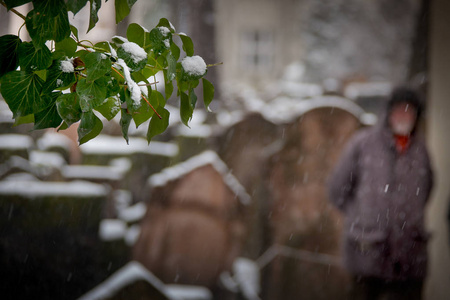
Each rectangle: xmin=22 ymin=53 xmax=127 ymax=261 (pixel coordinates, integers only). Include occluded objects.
xmin=426 ymin=0 xmax=450 ymax=299
xmin=215 ymin=0 xmax=307 ymax=89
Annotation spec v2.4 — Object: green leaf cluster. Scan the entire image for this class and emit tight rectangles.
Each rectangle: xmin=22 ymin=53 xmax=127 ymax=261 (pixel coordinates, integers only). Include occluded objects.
xmin=0 ymin=0 xmax=216 ymax=144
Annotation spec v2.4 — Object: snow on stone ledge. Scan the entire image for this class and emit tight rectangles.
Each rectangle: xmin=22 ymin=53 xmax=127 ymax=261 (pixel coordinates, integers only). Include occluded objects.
xmin=118 ymin=202 xmax=147 ymax=223
xmin=233 ymin=258 xmax=261 ymax=300
xmin=0 ymin=134 xmax=33 ymax=150
xmin=0 ymin=180 xmax=108 ymax=198
xmin=29 ymin=151 xmax=67 ymax=168
xmin=99 ymin=219 xmax=127 ymax=241
xmin=344 ymin=82 xmax=392 ymax=100
xmin=78 ymin=261 xmax=178 ymax=300
xmin=124 ymin=224 xmax=141 ymax=246
xmin=147 ymin=151 xmax=251 ymax=205
xmin=165 ymin=284 xmax=213 ymax=300
xmin=61 ymin=165 xmax=126 ymax=181
xmin=37 ymin=132 xmax=72 ymax=152
xmin=79 ymin=135 xmax=179 ymax=157
xmin=262 ymin=95 xmax=367 ymax=125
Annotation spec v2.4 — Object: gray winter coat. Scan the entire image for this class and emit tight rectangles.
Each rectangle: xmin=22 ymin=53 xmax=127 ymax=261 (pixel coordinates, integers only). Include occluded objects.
xmin=328 ymin=114 xmax=433 ymax=281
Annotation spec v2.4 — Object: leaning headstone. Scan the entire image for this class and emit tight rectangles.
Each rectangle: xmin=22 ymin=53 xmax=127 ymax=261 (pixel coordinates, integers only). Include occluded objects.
xmin=215 ymin=112 xmax=281 ymax=259
xmin=263 ymin=96 xmax=364 ymax=300
xmin=133 ymin=151 xmax=250 ymax=289
xmin=0 ymin=134 xmax=33 ymax=163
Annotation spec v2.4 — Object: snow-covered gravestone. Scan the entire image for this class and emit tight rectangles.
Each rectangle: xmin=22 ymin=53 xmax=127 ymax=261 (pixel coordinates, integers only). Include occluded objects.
xmin=133 ymin=151 xmax=251 ymax=289
xmin=264 ymin=96 xmax=364 ymax=300
xmin=0 ymin=134 xmax=34 ymax=163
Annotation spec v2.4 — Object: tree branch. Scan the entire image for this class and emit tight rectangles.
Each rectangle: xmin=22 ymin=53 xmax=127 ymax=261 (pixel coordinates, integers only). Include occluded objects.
xmin=0 ymin=1 xmax=27 ymax=21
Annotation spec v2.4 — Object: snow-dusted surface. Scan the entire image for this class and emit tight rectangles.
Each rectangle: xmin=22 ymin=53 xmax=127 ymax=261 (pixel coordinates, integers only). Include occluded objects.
xmin=79 ymin=135 xmax=179 ymax=157
xmin=0 ymin=180 xmax=108 ymax=198
xmin=148 ymin=150 xmax=251 ymax=205
xmin=262 ymin=95 xmax=367 ymax=124
xmin=118 ymin=202 xmax=147 ymax=223
xmin=61 ymin=165 xmax=125 ymax=181
xmin=116 ymin=58 xmax=141 ymax=105
xmin=77 ymin=261 xmax=179 ymax=300
xmin=175 ymin=124 xmax=212 ymax=138
xmin=344 ymin=82 xmax=392 ymax=100
xmin=113 ymin=189 xmax=133 ymax=212
xmin=233 ymin=258 xmax=261 ymax=300
xmin=29 ymin=151 xmax=66 ymax=168
xmin=165 ymin=284 xmax=213 ymax=300
xmin=124 ymin=224 xmax=141 ymax=246
xmin=0 ymin=134 xmax=33 ymax=150
xmin=181 ymin=56 xmax=206 ymax=77
xmin=37 ymin=132 xmax=72 ymax=152
xmin=99 ymin=219 xmax=127 ymax=241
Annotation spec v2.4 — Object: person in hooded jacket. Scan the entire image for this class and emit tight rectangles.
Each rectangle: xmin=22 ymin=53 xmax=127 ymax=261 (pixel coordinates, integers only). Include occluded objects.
xmin=328 ymin=86 xmax=433 ymax=300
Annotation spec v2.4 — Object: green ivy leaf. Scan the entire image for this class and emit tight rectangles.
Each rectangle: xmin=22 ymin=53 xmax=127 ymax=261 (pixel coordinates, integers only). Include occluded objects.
xmin=114 ymin=0 xmax=138 ymax=24
xmin=149 ymin=27 xmax=171 ymax=55
xmin=119 ymin=108 xmax=132 ymax=144
xmin=95 ymin=96 xmax=121 ymax=121
xmin=189 ymin=88 xmax=197 ymax=107
xmin=170 ymin=42 xmax=180 ymax=61
xmin=84 ymin=52 xmax=112 ymax=81
xmin=0 ymin=71 xmax=45 ymax=118
xmin=77 ymin=77 xmax=108 ymax=112
xmin=179 ymin=33 xmax=194 ymax=57
xmin=164 ymin=70 xmax=174 ymax=100
xmin=17 ymin=42 xmax=52 ymax=72
xmin=66 ymin=0 xmax=89 ymax=15
xmin=87 ymin=0 xmax=102 ymax=33
xmin=0 ymin=35 xmax=21 ymax=79
xmin=55 ymin=37 xmax=78 ymax=59
xmin=106 ymin=77 xmax=121 ymax=98
xmin=78 ymin=110 xmax=103 ymax=144
xmin=13 ymin=114 xmax=34 ymax=126
xmin=150 ymin=89 xmax=165 ymax=108
xmin=166 ymin=52 xmax=176 ymax=81
xmin=25 ymin=0 xmax=71 ymax=47
xmin=156 ymin=18 xmax=175 ymax=33
xmin=34 ymin=92 xmax=63 ymax=129
xmin=180 ymin=91 xmax=193 ymax=127
xmin=147 ymin=106 xmax=170 ymax=143
xmin=42 ymin=59 xmax=76 ymax=94
xmin=132 ymin=99 xmax=155 ymax=128
xmin=4 ymin=0 xmax=31 ymax=9
xmin=202 ymin=78 xmax=214 ymax=111
xmin=70 ymin=25 xmax=79 ymax=41
xmin=127 ymin=23 xmax=147 ymax=48
xmin=56 ymin=92 xmax=82 ymax=126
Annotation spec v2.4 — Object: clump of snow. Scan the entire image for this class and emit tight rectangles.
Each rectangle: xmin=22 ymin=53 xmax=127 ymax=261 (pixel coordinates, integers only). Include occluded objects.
xmin=233 ymin=258 xmax=261 ymax=300
xmin=169 ymin=21 xmax=176 ymax=32
xmin=120 ymin=42 xmax=147 ymax=64
xmin=99 ymin=219 xmax=127 ymax=241
xmin=0 ymin=134 xmax=33 ymax=150
xmin=158 ymin=26 xmax=170 ymax=37
xmin=181 ymin=55 xmax=207 ymax=77
xmin=116 ymin=58 xmax=141 ymax=105
xmin=138 ymin=81 xmax=148 ymax=97
xmin=113 ymin=189 xmax=132 ymax=212
xmin=119 ymin=202 xmax=147 ymax=223
xmin=60 ymin=58 xmax=74 ymax=73
xmin=124 ymin=224 xmax=141 ymax=246
xmin=148 ymin=151 xmax=251 ymax=205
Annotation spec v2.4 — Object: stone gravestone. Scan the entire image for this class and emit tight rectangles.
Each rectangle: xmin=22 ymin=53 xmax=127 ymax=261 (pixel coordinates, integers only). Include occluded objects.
xmin=0 ymin=180 xmax=110 ymax=300
xmin=133 ymin=151 xmax=250 ymax=291
xmin=215 ymin=112 xmax=281 ymax=259
xmin=264 ymin=97 xmax=364 ymax=300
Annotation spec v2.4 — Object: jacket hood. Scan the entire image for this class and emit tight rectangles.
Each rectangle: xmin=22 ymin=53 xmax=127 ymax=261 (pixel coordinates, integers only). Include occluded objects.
xmin=380 ymin=86 xmax=424 ymax=134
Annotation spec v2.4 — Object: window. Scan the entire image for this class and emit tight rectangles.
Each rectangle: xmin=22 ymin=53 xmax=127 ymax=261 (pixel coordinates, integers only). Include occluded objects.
xmin=240 ymin=30 xmax=274 ymax=72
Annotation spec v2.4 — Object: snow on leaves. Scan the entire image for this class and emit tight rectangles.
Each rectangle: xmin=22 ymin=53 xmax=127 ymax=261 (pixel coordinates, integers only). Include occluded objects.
xmin=0 ymin=0 xmax=216 ymax=145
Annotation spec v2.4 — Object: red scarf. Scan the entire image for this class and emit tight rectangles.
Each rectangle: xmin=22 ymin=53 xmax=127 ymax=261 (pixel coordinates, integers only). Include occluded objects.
xmin=394 ymin=134 xmax=410 ymax=154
